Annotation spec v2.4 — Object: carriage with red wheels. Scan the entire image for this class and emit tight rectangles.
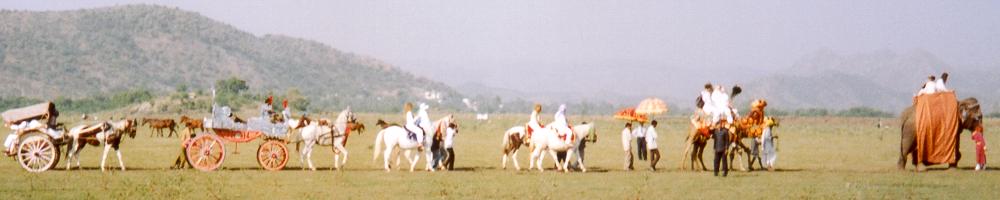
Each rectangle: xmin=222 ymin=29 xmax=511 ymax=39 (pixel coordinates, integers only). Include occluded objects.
xmin=2 ymin=102 xmax=65 ymax=172
xmin=185 ymin=105 xmax=290 ymax=171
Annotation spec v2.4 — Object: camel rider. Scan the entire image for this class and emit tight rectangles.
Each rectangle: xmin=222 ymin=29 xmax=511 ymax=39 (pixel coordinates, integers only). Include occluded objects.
xmin=526 ymin=104 xmax=544 ymax=143
xmin=403 ymin=103 xmax=424 ymax=142
xmin=550 ymin=104 xmax=573 ymax=144
xmin=700 ymin=83 xmax=716 ymax=117
xmin=711 ymin=86 xmax=733 ymax=125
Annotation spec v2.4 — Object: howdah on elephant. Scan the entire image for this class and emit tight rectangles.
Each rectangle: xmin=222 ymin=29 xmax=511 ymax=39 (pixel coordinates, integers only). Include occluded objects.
xmin=898 ymin=97 xmax=982 ymax=170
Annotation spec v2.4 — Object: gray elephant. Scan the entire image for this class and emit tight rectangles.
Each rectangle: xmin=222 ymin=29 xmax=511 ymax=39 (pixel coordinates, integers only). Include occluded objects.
xmin=898 ymin=97 xmax=983 ymax=171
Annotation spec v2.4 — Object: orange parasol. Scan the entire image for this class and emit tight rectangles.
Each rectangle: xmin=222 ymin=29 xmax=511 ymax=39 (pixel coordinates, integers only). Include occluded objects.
xmin=614 ymin=107 xmax=648 ymax=123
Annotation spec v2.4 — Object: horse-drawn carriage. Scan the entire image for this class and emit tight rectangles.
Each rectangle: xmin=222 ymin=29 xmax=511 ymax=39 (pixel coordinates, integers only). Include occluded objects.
xmin=184 ymin=105 xmax=290 ymax=171
xmin=2 ymin=102 xmax=65 ymax=172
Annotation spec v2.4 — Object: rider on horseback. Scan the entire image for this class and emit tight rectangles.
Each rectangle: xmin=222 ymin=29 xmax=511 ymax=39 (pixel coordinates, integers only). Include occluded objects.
xmin=550 ymin=104 xmax=574 ymax=145
xmin=525 ymin=104 xmax=544 ymax=144
xmin=403 ymin=103 xmax=423 ymax=143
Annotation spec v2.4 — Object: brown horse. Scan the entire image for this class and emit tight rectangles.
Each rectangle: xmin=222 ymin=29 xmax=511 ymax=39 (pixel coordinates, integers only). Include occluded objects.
xmin=141 ymin=118 xmax=178 ymax=137
xmin=179 ymin=116 xmax=204 ymax=136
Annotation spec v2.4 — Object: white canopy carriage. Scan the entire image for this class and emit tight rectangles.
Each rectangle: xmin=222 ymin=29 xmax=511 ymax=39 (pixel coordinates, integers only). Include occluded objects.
xmin=2 ymin=102 xmax=66 ymax=172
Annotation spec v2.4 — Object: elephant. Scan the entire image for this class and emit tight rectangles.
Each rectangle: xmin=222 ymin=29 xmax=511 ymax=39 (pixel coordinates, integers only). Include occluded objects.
xmin=898 ymin=97 xmax=983 ymax=171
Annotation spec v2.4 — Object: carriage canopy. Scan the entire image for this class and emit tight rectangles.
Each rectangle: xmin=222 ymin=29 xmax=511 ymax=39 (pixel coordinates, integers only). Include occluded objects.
xmin=2 ymin=102 xmax=58 ymax=125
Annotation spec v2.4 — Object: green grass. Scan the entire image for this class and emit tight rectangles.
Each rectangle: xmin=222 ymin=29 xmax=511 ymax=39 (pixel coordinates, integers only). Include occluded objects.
xmin=1 ymin=114 xmax=998 ymax=199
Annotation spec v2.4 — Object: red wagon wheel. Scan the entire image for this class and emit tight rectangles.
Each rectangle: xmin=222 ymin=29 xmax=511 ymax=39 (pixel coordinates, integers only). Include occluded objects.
xmin=17 ymin=133 xmax=60 ymax=173
xmin=186 ymin=134 xmax=226 ymax=171
xmin=257 ymin=140 xmax=289 ymax=171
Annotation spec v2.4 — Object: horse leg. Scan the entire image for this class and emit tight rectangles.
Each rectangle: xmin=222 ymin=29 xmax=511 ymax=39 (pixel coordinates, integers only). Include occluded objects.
xmin=528 ymin=148 xmax=538 ymax=171
xmin=116 ymin=147 xmax=126 ymax=171
xmin=306 ymin=143 xmax=317 ymax=171
xmin=575 ymin=149 xmax=587 ymax=172
xmin=382 ymin=146 xmax=393 ymax=172
xmin=407 ymin=150 xmax=420 ymax=172
xmin=563 ymin=150 xmax=575 ymax=173
xmin=298 ymin=142 xmax=309 ymax=170
xmin=100 ymin=143 xmax=111 ymax=172
xmin=66 ymin=138 xmax=78 ymax=170
xmin=547 ymin=150 xmax=561 ymax=171
xmin=512 ymin=149 xmax=523 ymax=171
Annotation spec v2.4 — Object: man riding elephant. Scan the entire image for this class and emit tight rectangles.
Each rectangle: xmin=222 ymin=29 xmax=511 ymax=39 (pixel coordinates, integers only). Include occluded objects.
xmin=898 ymin=96 xmax=983 ymax=171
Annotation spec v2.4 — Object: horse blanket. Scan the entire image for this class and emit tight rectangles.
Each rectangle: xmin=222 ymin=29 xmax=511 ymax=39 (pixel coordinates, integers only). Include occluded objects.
xmin=913 ymin=92 xmax=960 ymax=164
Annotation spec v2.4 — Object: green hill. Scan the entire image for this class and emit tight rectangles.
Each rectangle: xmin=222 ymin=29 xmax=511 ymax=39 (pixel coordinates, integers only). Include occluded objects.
xmin=0 ymin=5 xmax=461 ymax=112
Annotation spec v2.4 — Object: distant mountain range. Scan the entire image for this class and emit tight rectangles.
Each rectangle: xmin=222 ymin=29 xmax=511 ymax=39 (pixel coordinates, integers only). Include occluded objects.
xmin=743 ymin=49 xmax=1000 ymax=113
xmin=0 ymin=5 xmax=461 ymax=111
xmin=1 ymin=5 xmax=996 ymax=114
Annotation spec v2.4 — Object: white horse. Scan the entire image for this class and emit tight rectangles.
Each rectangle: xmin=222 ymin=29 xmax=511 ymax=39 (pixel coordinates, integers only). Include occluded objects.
xmin=372 ymin=120 xmax=425 ymax=172
xmin=65 ymin=119 xmax=137 ymax=171
xmin=500 ymin=126 xmax=528 ymax=170
xmin=295 ymin=108 xmax=359 ymax=170
xmin=528 ymin=123 xmax=593 ymax=172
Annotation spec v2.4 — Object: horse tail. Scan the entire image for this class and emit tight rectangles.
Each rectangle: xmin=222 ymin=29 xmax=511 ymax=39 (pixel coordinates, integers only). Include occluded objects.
xmin=372 ymin=129 xmax=385 ymax=162
xmin=502 ymin=129 xmax=512 ymax=151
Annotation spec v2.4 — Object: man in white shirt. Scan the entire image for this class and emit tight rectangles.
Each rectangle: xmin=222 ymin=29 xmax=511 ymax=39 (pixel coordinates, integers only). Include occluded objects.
xmin=918 ymin=76 xmax=937 ymax=95
xmin=633 ymin=122 xmax=647 ymax=161
xmin=700 ymin=83 xmax=716 ymax=116
xmin=443 ymin=124 xmax=457 ymax=170
xmin=621 ymin=123 xmax=634 ymax=170
xmin=525 ymin=104 xmax=544 ymax=144
xmin=935 ymin=72 xmax=949 ymax=92
xmin=711 ymin=86 xmax=733 ymax=124
xmin=646 ymin=120 xmax=660 ymax=171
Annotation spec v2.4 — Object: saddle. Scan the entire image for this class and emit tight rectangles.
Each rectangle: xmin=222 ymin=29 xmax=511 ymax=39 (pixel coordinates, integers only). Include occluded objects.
xmin=555 ymin=125 xmax=576 ymax=143
xmin=404 ymin=125 xmax=422 ymax=142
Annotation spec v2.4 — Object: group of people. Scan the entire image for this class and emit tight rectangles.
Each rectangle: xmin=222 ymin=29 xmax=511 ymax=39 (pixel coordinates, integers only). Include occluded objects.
xmin=620 ymin=120 xmax=660 ymax=171
xmin=916 ymin=72 xmax=950 ymax=95
xmin=525 ymin=104 xmax=577 ymax=146
xmin=402 ymin=102 xmax=458 ymax=170
xmin=699 ymin=83 xmax=740 ymax=177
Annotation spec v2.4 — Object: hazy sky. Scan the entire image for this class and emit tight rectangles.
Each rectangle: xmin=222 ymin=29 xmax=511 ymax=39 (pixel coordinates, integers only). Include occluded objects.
xmin=3 ymin=0 xmax=999 ymax=101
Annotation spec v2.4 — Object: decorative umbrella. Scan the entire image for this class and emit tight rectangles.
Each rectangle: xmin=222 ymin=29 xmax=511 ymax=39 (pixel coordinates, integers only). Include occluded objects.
xmin=636 ymin=97 xmax=668 ymax=115
xmin=614 ymin=107 xmax=648 ymax=123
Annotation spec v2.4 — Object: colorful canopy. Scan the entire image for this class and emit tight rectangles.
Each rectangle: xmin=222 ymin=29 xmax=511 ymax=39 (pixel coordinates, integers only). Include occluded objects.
xmin=636 ymin=98 xmax=668 ymax=115
xmin=614 ymin=107 xmax=648 ymax=123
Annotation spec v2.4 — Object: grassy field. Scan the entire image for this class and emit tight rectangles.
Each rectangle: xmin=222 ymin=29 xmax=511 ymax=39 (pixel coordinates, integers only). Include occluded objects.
xmin=1 ymin=113 xmax=998 ymax=199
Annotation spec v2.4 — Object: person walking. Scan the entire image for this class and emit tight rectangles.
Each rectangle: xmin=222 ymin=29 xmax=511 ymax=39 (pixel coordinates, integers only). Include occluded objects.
xmin=646 ymin=120 xmax=661 ymax=171
xmin=443 ymin=123 xmax=458 ymax=171
xmin=973 ymin=125 xmax=987 ymax=171
xmin=622 ymin=122 xmax=634 ymax=170
xmin=634 ymin=122 xmax=647 ymax=161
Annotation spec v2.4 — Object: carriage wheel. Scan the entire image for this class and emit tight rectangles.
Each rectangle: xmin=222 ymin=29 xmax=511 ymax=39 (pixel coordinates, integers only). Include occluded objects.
xmin=186 ymin=134 xmax=226 ymax=171
xmin=17 ymin=134 xmax=60 ymax=173
xmin=257 ymin=140 xmax=289 ymax=171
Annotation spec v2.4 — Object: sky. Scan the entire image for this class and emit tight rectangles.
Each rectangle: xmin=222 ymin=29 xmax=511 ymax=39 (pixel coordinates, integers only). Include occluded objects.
xmin=3 ymin=0 xmax=999 ymax=102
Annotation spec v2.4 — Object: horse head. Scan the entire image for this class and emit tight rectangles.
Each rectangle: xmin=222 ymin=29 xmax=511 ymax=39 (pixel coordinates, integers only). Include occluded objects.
xmin=959 ymin=97 xmax=983 ymax=132
xmin=375 ymin=119 xmax=391 ymax=129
